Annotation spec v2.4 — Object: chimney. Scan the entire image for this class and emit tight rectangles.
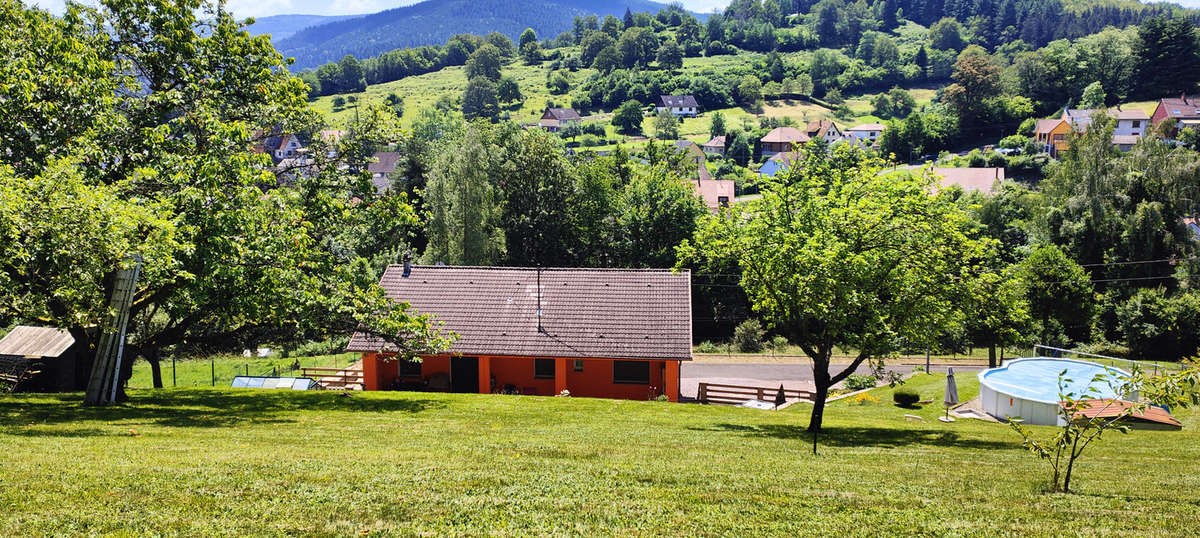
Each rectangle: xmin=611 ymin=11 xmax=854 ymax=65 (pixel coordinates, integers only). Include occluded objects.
xmin=402 ymin=254 xmax=411 ymax=278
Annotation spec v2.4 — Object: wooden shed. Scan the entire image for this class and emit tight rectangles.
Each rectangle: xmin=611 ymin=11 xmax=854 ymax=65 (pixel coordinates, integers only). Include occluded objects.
xmin=0 ymin=326 xmax=91 ymax=392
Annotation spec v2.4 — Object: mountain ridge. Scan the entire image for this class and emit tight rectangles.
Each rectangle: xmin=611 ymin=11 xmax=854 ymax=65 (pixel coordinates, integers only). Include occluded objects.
xmin=274 ymin=0 xmax=686 ymax=69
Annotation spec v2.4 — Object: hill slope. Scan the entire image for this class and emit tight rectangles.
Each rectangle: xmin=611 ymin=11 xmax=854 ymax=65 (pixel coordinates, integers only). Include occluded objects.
xmin=244 ymin=14 xmax=360 ymax=41
xmin=276 ymin=0 xmax=678 ymax=69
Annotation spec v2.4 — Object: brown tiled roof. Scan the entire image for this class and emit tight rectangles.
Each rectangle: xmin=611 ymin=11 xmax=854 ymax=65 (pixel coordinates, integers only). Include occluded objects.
xmin=346 ymin=266 xmax=693 ymax=360
xmin=703 ymin=135 xmax=726 ymax=148
xmin=0 ymin=326 xmax=74 ymax=358
xmin=1158 ymin=96 xmax=1200 ymax=119
xmin=367 ymin=151 xmax=401 ymax=174
xmin=761 ymin=127 xmax=808 ymax=143
xmin=1069 ymin=399 xmax=1182 ymax=429
xmin=1034 ymin=119 xmax=1067 ymax=135
xmin=805 ymin=119 xmax=839 ymax=137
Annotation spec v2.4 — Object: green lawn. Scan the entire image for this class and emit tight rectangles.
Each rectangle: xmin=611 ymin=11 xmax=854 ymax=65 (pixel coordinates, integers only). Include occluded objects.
xmin=2 ymin=374 xmax=1198 ymax=535
xmin=126 ymin=353 xmax=360 ymax=389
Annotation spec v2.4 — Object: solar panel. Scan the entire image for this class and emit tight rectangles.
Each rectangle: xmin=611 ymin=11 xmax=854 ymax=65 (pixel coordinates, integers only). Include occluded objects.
xmin=231 ymin=376 xmax=318 ymax=391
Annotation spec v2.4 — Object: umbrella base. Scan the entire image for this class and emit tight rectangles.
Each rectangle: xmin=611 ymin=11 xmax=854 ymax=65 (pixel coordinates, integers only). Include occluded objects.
xmin=938 ymin=416 xmax=956 ymax=422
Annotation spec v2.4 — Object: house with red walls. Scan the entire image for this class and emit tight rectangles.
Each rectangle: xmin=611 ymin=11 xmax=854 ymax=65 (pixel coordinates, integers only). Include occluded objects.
xmin=346 ymin=265 xmax=692 ymax=401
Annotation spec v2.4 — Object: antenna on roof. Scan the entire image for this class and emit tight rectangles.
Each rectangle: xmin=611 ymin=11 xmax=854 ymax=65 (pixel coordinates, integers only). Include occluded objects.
xmin=537 ymin=265 xmax=545 ymax=334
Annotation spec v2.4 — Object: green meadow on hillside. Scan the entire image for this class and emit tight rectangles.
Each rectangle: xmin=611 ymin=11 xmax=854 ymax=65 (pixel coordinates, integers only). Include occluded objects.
xmin=2 ymin=374 xmax=1198 ymax=535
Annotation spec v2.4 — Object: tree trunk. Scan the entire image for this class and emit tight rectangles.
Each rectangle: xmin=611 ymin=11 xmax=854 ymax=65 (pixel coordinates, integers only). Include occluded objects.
xmin=149 ymin=349 xmax=163 ymax=389
xmin=988 ymin=345 xmax=997 ymax=368
xmin=808 ymin=364 xmax=832 ymax=433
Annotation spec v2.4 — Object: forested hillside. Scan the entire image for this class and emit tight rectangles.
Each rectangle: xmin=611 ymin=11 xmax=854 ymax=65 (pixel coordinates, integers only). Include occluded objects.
xmin=276 ymin=0 xmax=679 ymax=69
xmin=244 ymin=14 xmax=358 ymax=41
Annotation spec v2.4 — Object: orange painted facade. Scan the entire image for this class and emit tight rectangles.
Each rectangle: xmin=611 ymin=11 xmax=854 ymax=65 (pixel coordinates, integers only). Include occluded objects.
xmin=360 ymin=352 xmax=681 ymax=402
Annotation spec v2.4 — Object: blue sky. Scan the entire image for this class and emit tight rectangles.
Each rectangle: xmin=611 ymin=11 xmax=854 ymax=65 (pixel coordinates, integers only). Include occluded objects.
xmin=27 ymin=0 xmax=1200 ymax=18
xmin=29 ymin=0 xmax=731 ymax=18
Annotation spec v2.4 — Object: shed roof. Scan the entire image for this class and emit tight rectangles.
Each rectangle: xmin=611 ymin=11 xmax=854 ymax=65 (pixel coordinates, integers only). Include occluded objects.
xmin=848 ymin=123 xmax=886 ymax=132
xmin=703 ymin=135 xmax=726 ymax=148
xmin=368 ymin=151 xmax=401 ymax=174
xmin=1034 ymin=119 xmax=1067 ymax=135
xmin=347 ymin=266 xmax=693 ymax=361
xmin=0 ymin=326 xmax=75 ymax=358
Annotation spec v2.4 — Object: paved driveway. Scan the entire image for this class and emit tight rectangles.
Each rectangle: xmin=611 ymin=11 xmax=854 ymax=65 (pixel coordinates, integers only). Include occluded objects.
xmin=679 ymin=362 xmax=983 ymax=400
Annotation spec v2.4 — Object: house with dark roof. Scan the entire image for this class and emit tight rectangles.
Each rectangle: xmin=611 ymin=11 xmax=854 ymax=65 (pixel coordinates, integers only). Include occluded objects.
xmin=804 ymin=119 xmax=844 ymax=143
xmin=347 ymin=265 xmax=692 ymax=401
xmin=368 ymin=151 xmax=402 ymax=193
xmin=656 ymin=95 xmax=699 ymax=117
xmin=539 ymin=108 xmax=582 ymax=132
xmin=1152 ymin=94 xmax=1200 ymax=131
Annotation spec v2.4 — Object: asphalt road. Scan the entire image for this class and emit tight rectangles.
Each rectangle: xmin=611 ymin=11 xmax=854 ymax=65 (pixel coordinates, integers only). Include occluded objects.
xmin=679 ymin=362 xmax=984 ymax=400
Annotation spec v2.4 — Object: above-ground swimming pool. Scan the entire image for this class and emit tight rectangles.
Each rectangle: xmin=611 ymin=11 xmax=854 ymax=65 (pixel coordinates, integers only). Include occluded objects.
xmin=978 ymin=358 xmax=1132 ymax=425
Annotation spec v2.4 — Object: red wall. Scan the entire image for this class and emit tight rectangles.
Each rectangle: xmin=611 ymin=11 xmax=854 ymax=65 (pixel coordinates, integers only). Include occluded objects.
xmin=362 ymin=353 xmax=679 ymax=401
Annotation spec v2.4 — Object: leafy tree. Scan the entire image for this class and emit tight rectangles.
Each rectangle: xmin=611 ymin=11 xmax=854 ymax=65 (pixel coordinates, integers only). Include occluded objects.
xmin=0 ymin=0 xmax=451 ymax=394
xmin=500 ymin=130 xmax=575 ymax=266
xmin=623 ymin=7 xmax=634 ymax=29
xmin=591 ymin=44 xmax=621 ymax=73
xmin=929 ymin=18 xmax=966 ymax=51
xmin=654 ymin=109 xmax=680 ymax=140
xmin=568 ymin=158 xmax=620 ymax=266
xmin=737 ymin=75 xmax=763 ymax=107
xmin=497 ymin=76 xmax=522 ymax=104
xmin=465 ymin=43 xmax=502 ymax=81
xmin=422 ymin=122 xmax=506 ymax=265
xmin=485 ymin=31 xmax=516 ymax=58
xmin=601 ymin=15 xmax=623 ymax=39
xmin=888 ymin=87 xmax=916 ymax=117
xmin=338 ymin=55 xmax=367 ymax=92
xmin=612 ymin=99 xmax=644 ymax=135
xmin=618 ymin=166 xmax=706 ymax=268
xmin=617 ymin=26 xmax=658 ymax=68
xmin=871 ymin=94 xmax=892 ymax=118
xmin=943 ymin=49 xmax=1002 ymax=125
xmin=657 ymin=38 xmax=684 ymax=70
xmin=964 ymin=263 xmax=1032 ymax=368
xmin=1080 ymin=81 xmax=1106 ymax=109
xmin=462 ymin=77 xmax=500 ymax=120
xmin=580 ymin=31 xmax=616 ymax=66
xmin=710 ymin=111 xmax=727 ymax=138
xmin=680 ymin=146 xmax=981 ymax=433
xmin=519 ymin=28 xmax=538 ymax=50
xmin=728 ymin=132 xmax=752 ymax=166
xmin=520 ymin=41 xmax=543 ymax=65
xmin=1013 ymin=244 xmax=1096 ymax=345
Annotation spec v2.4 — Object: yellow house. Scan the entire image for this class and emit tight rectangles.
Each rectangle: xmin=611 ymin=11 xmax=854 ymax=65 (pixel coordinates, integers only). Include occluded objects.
xmin=1034 ymin=118 xmax=1071 ymax=157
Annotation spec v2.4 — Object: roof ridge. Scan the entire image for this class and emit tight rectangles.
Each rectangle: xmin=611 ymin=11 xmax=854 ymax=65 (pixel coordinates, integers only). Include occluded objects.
xmin=392 ymin=265 xmax=689 ymax=273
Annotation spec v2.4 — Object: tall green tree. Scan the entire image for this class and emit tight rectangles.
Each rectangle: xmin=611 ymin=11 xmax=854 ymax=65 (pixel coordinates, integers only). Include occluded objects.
xmin=612 ymin=99 xmax=644 ymax=135
xmin=710 ymin=111 xmax=727 ymax=138
xmin=462 ymin=77 xmax=500 ymax=120
xmin=500 ymin=130 xmax=575 ymax=266
xmin=422 ymin=123 xmax=506 ymax=265
xmin=465 ymin=43 xmax=503 ymax=82
xmin=654 ymin=109 xmax=680 ymax=140
xmin=1134 ymin=16 xmax=1200 ymax=99
xmin=656 ymin=37 xmax=684 ymax=70
xmin=618 ymin=166 xmax=706 ymax=268
xmin=519 ymin=28 xmax=538 ymax=49
xmin=679 ymin=146 xmax=981 ymax=432
xmin=1012 ymin=244 xmax=1096 ymax=345
xmin=0 ymin=0 xmax=451 ymax=395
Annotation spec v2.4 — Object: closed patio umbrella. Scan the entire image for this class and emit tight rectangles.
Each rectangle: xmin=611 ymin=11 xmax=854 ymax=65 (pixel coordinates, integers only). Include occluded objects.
xmin=774 ymin=384 xmax=786 ymax=409
xmin=940 ymin=367 xmax=959 ymax=422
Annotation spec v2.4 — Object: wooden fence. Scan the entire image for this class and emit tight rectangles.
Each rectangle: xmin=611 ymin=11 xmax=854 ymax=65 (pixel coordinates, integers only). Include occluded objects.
xmin=697 ymin=382 xmax=815 ymax=405
xmin=301 ymin=367 xmax=363 ymax=390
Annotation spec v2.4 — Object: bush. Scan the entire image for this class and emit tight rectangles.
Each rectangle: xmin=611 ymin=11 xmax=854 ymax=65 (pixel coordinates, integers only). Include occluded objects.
xmin=696 ymin=340 xmax=720 ymax=353
xmin=844 ymin=374 xmax=877 ymax=391
xmin=894 ymin=388 xmax=920 ymax=407
xmin=733 ymin=319 xmax=765 ymax=353
xmin=769 ymin=335 xmax=789 ymax=352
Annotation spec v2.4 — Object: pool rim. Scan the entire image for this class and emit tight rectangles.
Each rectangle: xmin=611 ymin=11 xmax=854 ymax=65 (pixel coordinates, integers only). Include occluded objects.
xmin=977 ymin=357 xmax=1132 ymax=405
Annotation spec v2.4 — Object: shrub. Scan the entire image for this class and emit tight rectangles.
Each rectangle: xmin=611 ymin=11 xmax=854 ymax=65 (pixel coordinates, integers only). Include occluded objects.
xmin=844 ymin=374 xmax=877 ymax=391
xmin=696 ymin=340 xmax=720 ymax=353
xmin=733 ymin=319 xmax=765 ymax=353
xmin=893 ymin=388 xmax=920 ymax=407
xmin=769 ymin=335 xmax=789 ymax=352
xmin=849 ymin=393 xmax=880 ymax=406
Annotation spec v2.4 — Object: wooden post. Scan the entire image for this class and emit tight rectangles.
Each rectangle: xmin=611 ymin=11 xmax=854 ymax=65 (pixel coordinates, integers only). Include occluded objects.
xmin=698 ymin=382 xmax=707 ymax=403
xmin=757 ymin=387 xmax=765 ymax=400
xmin=478 ymin=356 xmax=491 ymax=394
xmin=665 ymin=361 xmax=680 ymax=402
xmin=554 ymin=358 xmax=568 ymax=395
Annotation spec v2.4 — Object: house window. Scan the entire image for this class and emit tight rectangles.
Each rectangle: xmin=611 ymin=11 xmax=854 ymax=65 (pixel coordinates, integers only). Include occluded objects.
xmin=534 ymin=359 xmax=555 ymax=379
xmin=613 ymin=361 xmax=650 ymax=384
xmin=399 ymin=359 xmax=422 ymax=378
xmin=574 ymin=359 xmax=583 ymax=372
xmin=718 ymin=196 xmax=730 ymax=207
xmin=1132 ymin=120 xmax=1141 ymax=128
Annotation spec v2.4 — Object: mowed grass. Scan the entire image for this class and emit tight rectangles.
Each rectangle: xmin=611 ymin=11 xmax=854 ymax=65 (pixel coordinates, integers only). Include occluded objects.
xmin=126 ymin=353 xmax=360 ymax=389
xmin=3 ymin=374 xmax=1198 ymax=535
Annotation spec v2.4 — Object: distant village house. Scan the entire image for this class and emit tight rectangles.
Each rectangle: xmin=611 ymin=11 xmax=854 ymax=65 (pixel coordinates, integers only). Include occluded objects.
xmin=656 ymin=95 xmax=699 ymax=117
